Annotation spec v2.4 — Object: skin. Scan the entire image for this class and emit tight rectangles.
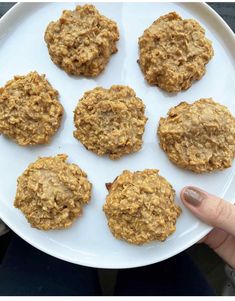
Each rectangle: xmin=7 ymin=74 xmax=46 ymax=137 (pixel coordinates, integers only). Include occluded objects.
xmin=181 ymin=186 xmax=235 ymax=268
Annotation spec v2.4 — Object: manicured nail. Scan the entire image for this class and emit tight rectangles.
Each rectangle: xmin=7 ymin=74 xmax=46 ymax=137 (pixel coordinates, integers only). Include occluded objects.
xmin=182 ymin=187 xmax=207 ymax=207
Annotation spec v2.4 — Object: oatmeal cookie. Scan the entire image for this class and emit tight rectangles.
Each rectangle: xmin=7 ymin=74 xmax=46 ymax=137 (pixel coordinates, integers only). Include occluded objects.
xmin=44 ymin=4 xmax=119 ymax=77
xmin=73 ymin=85 xmax=147 ymax=159
xmin=158 ymin=98 xmax=235 ymax=173
xmin=14 ymin=154 xmax=92 ymax=230
xmin=138 ymin=12 xmax=214 ymax=92
xmin=103 ymin=169 xmax=181 ymax=244
xmin=0 ymin=71 xmax=63 ymax=146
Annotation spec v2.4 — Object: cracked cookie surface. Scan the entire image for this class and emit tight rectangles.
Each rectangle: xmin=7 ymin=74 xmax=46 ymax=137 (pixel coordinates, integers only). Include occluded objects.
xmin=0 ymin=71 xmax=63 ymax=146
xmin=103 ymin=169 xmax=181 ymax=244
xmin=45 ymin=4 xmax=119 ymax=77
xmin=73 ymin=85 xmax=147 ymax=159
xmin=14 ymin=154 xmax=92 ymax=230
xmin=138 ymin=12 xmax=214 ymax=92
xmin=158 ymin=98 xmax=235 ymax=172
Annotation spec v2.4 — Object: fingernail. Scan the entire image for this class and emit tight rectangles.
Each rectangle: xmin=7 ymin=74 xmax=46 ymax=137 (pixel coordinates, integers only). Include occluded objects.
xmin=182 ymin=187 xmax=207 ymax=207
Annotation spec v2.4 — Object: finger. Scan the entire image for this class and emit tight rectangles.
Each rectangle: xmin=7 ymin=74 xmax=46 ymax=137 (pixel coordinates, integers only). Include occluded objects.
xmin=202 ymin=228 xmax=229 ymax=249
xmin=180 ymin=186 xmax=235 ymax=237
xmin=203 ymin=229 xmax=235 ymax=268
xmin=196 ymin=225 xmax=235 ymax=267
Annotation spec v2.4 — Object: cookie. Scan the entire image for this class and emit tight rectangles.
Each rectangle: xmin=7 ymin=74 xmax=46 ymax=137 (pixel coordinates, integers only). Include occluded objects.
xmin=138 ymin=12 xmax=214 ymax=92
xmin=14 ymin=154 xmax=92 ymax=230
xmin=103 ymin=169 xmax=181 ymax=244
xmin=0 ymin=71 xmax=63 ymax=146
xmin=73 ymin=85 xmax=147 ymax=159
xmin=44 ymin=4 xmax=119 ymax=77
xmin=158 ymin=98 xmax=235 ymax=172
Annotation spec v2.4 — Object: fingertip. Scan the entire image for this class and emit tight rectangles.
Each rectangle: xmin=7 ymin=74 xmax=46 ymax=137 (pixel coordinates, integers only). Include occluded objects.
xmin=180 ymin=186 xmax=197 ymax=203
xmin=180 ymin=186 xmax=208 ymax=208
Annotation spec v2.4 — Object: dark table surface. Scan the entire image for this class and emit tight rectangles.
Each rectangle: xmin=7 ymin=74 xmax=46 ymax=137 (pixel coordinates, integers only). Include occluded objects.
xmin=0 ymin=2 xmax=235 ymax=33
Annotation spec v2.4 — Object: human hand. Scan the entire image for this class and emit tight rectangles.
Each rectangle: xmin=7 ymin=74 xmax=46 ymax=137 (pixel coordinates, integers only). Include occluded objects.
xmin=180 ymin=186 xmax=235 ymax=268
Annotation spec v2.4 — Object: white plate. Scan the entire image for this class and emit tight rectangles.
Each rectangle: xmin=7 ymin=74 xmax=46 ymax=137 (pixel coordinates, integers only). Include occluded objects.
xmin=0 ymin=2 xmax=235 ymax=269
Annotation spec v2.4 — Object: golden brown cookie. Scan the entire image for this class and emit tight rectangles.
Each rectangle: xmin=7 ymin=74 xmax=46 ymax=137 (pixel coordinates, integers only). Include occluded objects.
xmin=158 ymin=98 xmax=235 ymax=173
xmin=103 ymin=169 xmax=181 ymax=244
xmin=14 ymin=154 xmax=92 ymax=230
xmin=73 ymin=85 xmax=147 ymax=159
xmin=0 ymin=71 xmax=63 ymax=146
xmin=44 ymin=4 xmax=119 ymax=77
xmin=138 ymin=12 xmax=214 ymax=92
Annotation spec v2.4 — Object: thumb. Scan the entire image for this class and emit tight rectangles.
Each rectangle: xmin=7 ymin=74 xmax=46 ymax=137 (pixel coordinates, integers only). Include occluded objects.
xmin=180 ymin=186 xmax=235 ymax=237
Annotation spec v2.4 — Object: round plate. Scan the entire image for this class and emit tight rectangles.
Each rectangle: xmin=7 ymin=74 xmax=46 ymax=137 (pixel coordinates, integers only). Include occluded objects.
xmin=0 ymin=2 xmax=235 ymax=269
